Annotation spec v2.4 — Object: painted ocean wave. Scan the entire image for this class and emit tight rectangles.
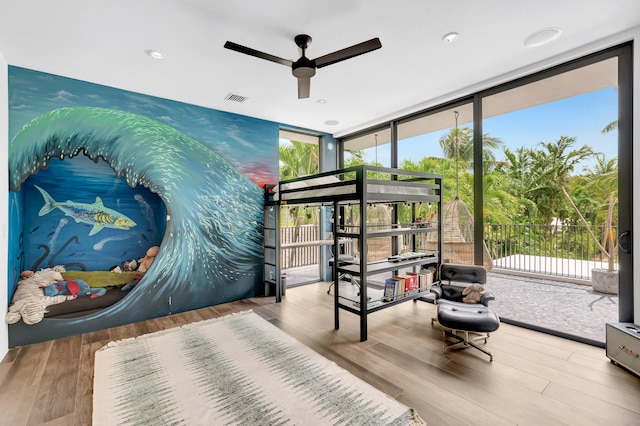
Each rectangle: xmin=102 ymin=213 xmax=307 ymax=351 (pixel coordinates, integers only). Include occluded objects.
xmin=9 ymin=107 xmax=264 ymax=335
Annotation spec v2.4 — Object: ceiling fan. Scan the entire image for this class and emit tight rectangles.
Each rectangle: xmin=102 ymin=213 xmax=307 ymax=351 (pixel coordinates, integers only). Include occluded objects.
xmin=224 ymin=34 xmax=382 ymax=99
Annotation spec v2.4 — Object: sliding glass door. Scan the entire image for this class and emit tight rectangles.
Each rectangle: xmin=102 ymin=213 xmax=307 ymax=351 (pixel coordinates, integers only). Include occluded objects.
xmin=397 ymin=102 xmax=482 ymax=267
xmin=479 ymin=53 xmax=626 ymax=344
xmin=337 ymin=43 xmax=632 ymax=346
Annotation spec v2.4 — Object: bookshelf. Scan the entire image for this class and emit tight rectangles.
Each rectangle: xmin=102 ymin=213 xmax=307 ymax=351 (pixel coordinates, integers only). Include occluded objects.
xmin=330 ymin=168 xmax=442 ymax=342
xmin=266 ymin=166 xmax=443 ymax=341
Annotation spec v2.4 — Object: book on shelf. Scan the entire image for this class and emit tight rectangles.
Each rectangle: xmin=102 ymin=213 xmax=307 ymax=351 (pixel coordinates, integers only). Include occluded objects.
xmin=394 ymin=276 xmax=406 ymax=298
xmin=418 ymin=270 xmax=434 ymax=291
xmin=397 ymin=273 xmax=419 ymax=295
xmin=383 ymin=275 xmax=408 ymax=301
xmin=383 ymin=278 xmax=400 ymax=302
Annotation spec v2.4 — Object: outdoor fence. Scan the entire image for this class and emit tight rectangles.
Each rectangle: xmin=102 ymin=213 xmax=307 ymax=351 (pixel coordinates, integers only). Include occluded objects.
xmin=485 ymin=223 xmax=617 ymax=280
xmin=281 ymin=225 xmax=319 ymax=269
xmin=280 ymin=225 xmax=354 ymax=269
xmin=280 ymin=223 xmax=618 ymax=281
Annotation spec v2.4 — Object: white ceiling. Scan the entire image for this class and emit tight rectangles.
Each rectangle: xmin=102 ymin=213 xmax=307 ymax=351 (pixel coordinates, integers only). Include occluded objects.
xmin=1 ymin=0 xmax=639 ymax=137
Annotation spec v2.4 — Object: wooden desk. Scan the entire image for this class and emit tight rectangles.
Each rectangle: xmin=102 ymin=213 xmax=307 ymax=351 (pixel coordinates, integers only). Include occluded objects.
xmin=281 ymin=238 xmax=351 ymax=249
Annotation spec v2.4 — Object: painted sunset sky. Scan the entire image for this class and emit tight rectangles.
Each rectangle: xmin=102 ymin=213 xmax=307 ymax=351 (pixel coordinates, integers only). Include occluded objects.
xmin=8 ymin=66 xmax=279 ymax=188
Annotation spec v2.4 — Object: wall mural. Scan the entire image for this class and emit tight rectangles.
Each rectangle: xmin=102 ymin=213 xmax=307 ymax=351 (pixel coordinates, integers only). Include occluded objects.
xmin=7 ymin=67 xmax=279 ymax=346
xmin=22 ymin=156 xmax=165 ymax=273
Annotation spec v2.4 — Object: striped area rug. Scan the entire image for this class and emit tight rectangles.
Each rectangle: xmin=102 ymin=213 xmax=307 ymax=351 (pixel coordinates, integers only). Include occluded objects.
xmin=93 ymin=310 xmax=426 ymax=425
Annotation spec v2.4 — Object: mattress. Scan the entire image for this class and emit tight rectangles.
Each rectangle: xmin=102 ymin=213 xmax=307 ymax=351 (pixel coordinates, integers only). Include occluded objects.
xmin=272 ymin=167 xmax=440 ymax=204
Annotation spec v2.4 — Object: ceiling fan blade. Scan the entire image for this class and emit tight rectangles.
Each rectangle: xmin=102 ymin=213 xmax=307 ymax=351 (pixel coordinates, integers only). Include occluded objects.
xmin=297 ymin=77 xmax=310 ymax=99
xmin=314 ymin=37 xmax=382 ymax=68
xmin=224 ymin=41 xmax=293 ymax=67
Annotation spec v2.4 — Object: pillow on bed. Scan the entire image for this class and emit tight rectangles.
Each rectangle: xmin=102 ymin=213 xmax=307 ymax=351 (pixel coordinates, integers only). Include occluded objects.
xmin=60 ymin=271 xmax=143 ymax=288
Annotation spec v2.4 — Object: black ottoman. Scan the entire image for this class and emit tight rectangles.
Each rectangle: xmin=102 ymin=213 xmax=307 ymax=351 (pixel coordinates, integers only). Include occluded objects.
xmin=435 ymin=300 xmax=500 ymax=361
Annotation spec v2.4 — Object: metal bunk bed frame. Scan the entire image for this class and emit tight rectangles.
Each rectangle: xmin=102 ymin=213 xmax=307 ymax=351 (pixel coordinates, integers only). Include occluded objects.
xmin=265 ymin=165 xmax=443 ymax=341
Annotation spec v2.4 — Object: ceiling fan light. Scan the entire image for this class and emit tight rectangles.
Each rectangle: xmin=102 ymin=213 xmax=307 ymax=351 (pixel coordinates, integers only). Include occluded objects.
xmin=442 ymin=32 xmax=459 ymax=43
xmin=225 ymin=34 xmax=381 ymax=99
xmin=292 ymin=66 xmax=316 ymax=78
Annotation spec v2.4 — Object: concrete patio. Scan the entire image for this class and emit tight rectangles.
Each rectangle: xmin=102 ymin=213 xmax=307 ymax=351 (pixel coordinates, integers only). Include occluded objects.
xmin=484 ymin=271 xmax=617 ymax=344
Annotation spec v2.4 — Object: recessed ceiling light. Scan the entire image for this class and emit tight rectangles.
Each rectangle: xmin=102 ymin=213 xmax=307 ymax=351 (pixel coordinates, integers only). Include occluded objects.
xmin=442 ymin=32 xmax=459 ymax=43
xmin=324 ymin=120 xmax=339 ymax=126
xmin=317 ymin=99 xmax=327 ymax=104
xmin=523 ymin=27 xmax=562 ymax=48
xmin=146 ymin=50 xmax=165 ymax=60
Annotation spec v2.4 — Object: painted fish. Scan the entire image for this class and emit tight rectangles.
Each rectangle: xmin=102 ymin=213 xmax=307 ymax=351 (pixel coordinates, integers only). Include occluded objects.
xmin=34 ymin=185 xmax=136 ymax=236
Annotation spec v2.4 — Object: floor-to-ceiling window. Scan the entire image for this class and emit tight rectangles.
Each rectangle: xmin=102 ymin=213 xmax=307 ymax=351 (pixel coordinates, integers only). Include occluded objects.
xmin=397 ymin=102 xmax=483 ymax=267
xmin=340 ymin=126 xmax=393 ymax=266
xmin=342 ymin=125 xmax=391 ymax=168
xmin=278 ymin=130 xmax=323 ymax=286
xmin=337 ymin=43 xmax=633 ymax=346
xmin=479 ymin=54 xmax=624 ymax=344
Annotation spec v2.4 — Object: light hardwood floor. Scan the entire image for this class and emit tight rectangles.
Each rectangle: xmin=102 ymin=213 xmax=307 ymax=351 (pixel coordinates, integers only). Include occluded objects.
xmin=1 ymin=282 xmax=639 ymax=425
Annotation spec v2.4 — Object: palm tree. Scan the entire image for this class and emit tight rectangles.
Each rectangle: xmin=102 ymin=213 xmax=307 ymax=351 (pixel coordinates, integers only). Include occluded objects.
xmin=602 ymin=120 xmax=618 ymax=134
xmin=400 ymin=156 xmax=465 ymax=203
xmin=278 ymin=141 xmax=320 ymax=265
xmin=343 ymin=149 xmax=365 ymax=167
xmin=503 ymin=146 xmax=533 ymax=200
xmin=588 ymin=155 xmax=618 ymax=200
xmin=482 ymin=170 xmax=525 ymax=224
xmin=570 ymin=154 xmax=618 ymax=255
xmin=567 ymin=155 xmax=618 ymax=223
xmin=438 ymin=126 xmax=503 ymax=168
xmin=521 ymin=136 xmax=594 ymax=223
xmin=563 ymin=186 xmax=617 ymax=273
xmin=279 ymin=140 xmax=319 ymax=181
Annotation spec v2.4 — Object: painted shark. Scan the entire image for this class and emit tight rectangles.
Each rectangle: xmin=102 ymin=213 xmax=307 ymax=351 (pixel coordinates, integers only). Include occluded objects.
xmin=34 ymin=185 xmax=137 ymax=236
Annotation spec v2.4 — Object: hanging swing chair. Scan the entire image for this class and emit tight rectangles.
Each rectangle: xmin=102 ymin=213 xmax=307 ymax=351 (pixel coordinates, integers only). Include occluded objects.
xmin=429 ymin=111 xmax=493 ymax=270
xmin=439 ymin=196 xmax=493 ymax=270
xmin=352 ymin=203 xmax=393 ymax=262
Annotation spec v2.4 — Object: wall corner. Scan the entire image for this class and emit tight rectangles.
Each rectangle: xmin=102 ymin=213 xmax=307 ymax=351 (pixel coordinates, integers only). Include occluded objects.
xmin=0 ymin=53 xmax=9 ymax=359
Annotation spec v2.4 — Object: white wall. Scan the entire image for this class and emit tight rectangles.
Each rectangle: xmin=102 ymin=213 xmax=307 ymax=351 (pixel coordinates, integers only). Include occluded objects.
xmin=0 ymin=51 xmax=9 ymax=359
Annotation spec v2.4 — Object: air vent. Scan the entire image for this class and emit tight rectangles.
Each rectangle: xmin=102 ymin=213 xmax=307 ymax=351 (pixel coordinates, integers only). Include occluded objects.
xmin=224 ymin=93 xmax=248 ymax=103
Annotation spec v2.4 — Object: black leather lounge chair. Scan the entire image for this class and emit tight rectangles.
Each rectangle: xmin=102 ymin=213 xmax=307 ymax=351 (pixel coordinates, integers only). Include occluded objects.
xmin=430 ymin=263 xmax=500 ymax=361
